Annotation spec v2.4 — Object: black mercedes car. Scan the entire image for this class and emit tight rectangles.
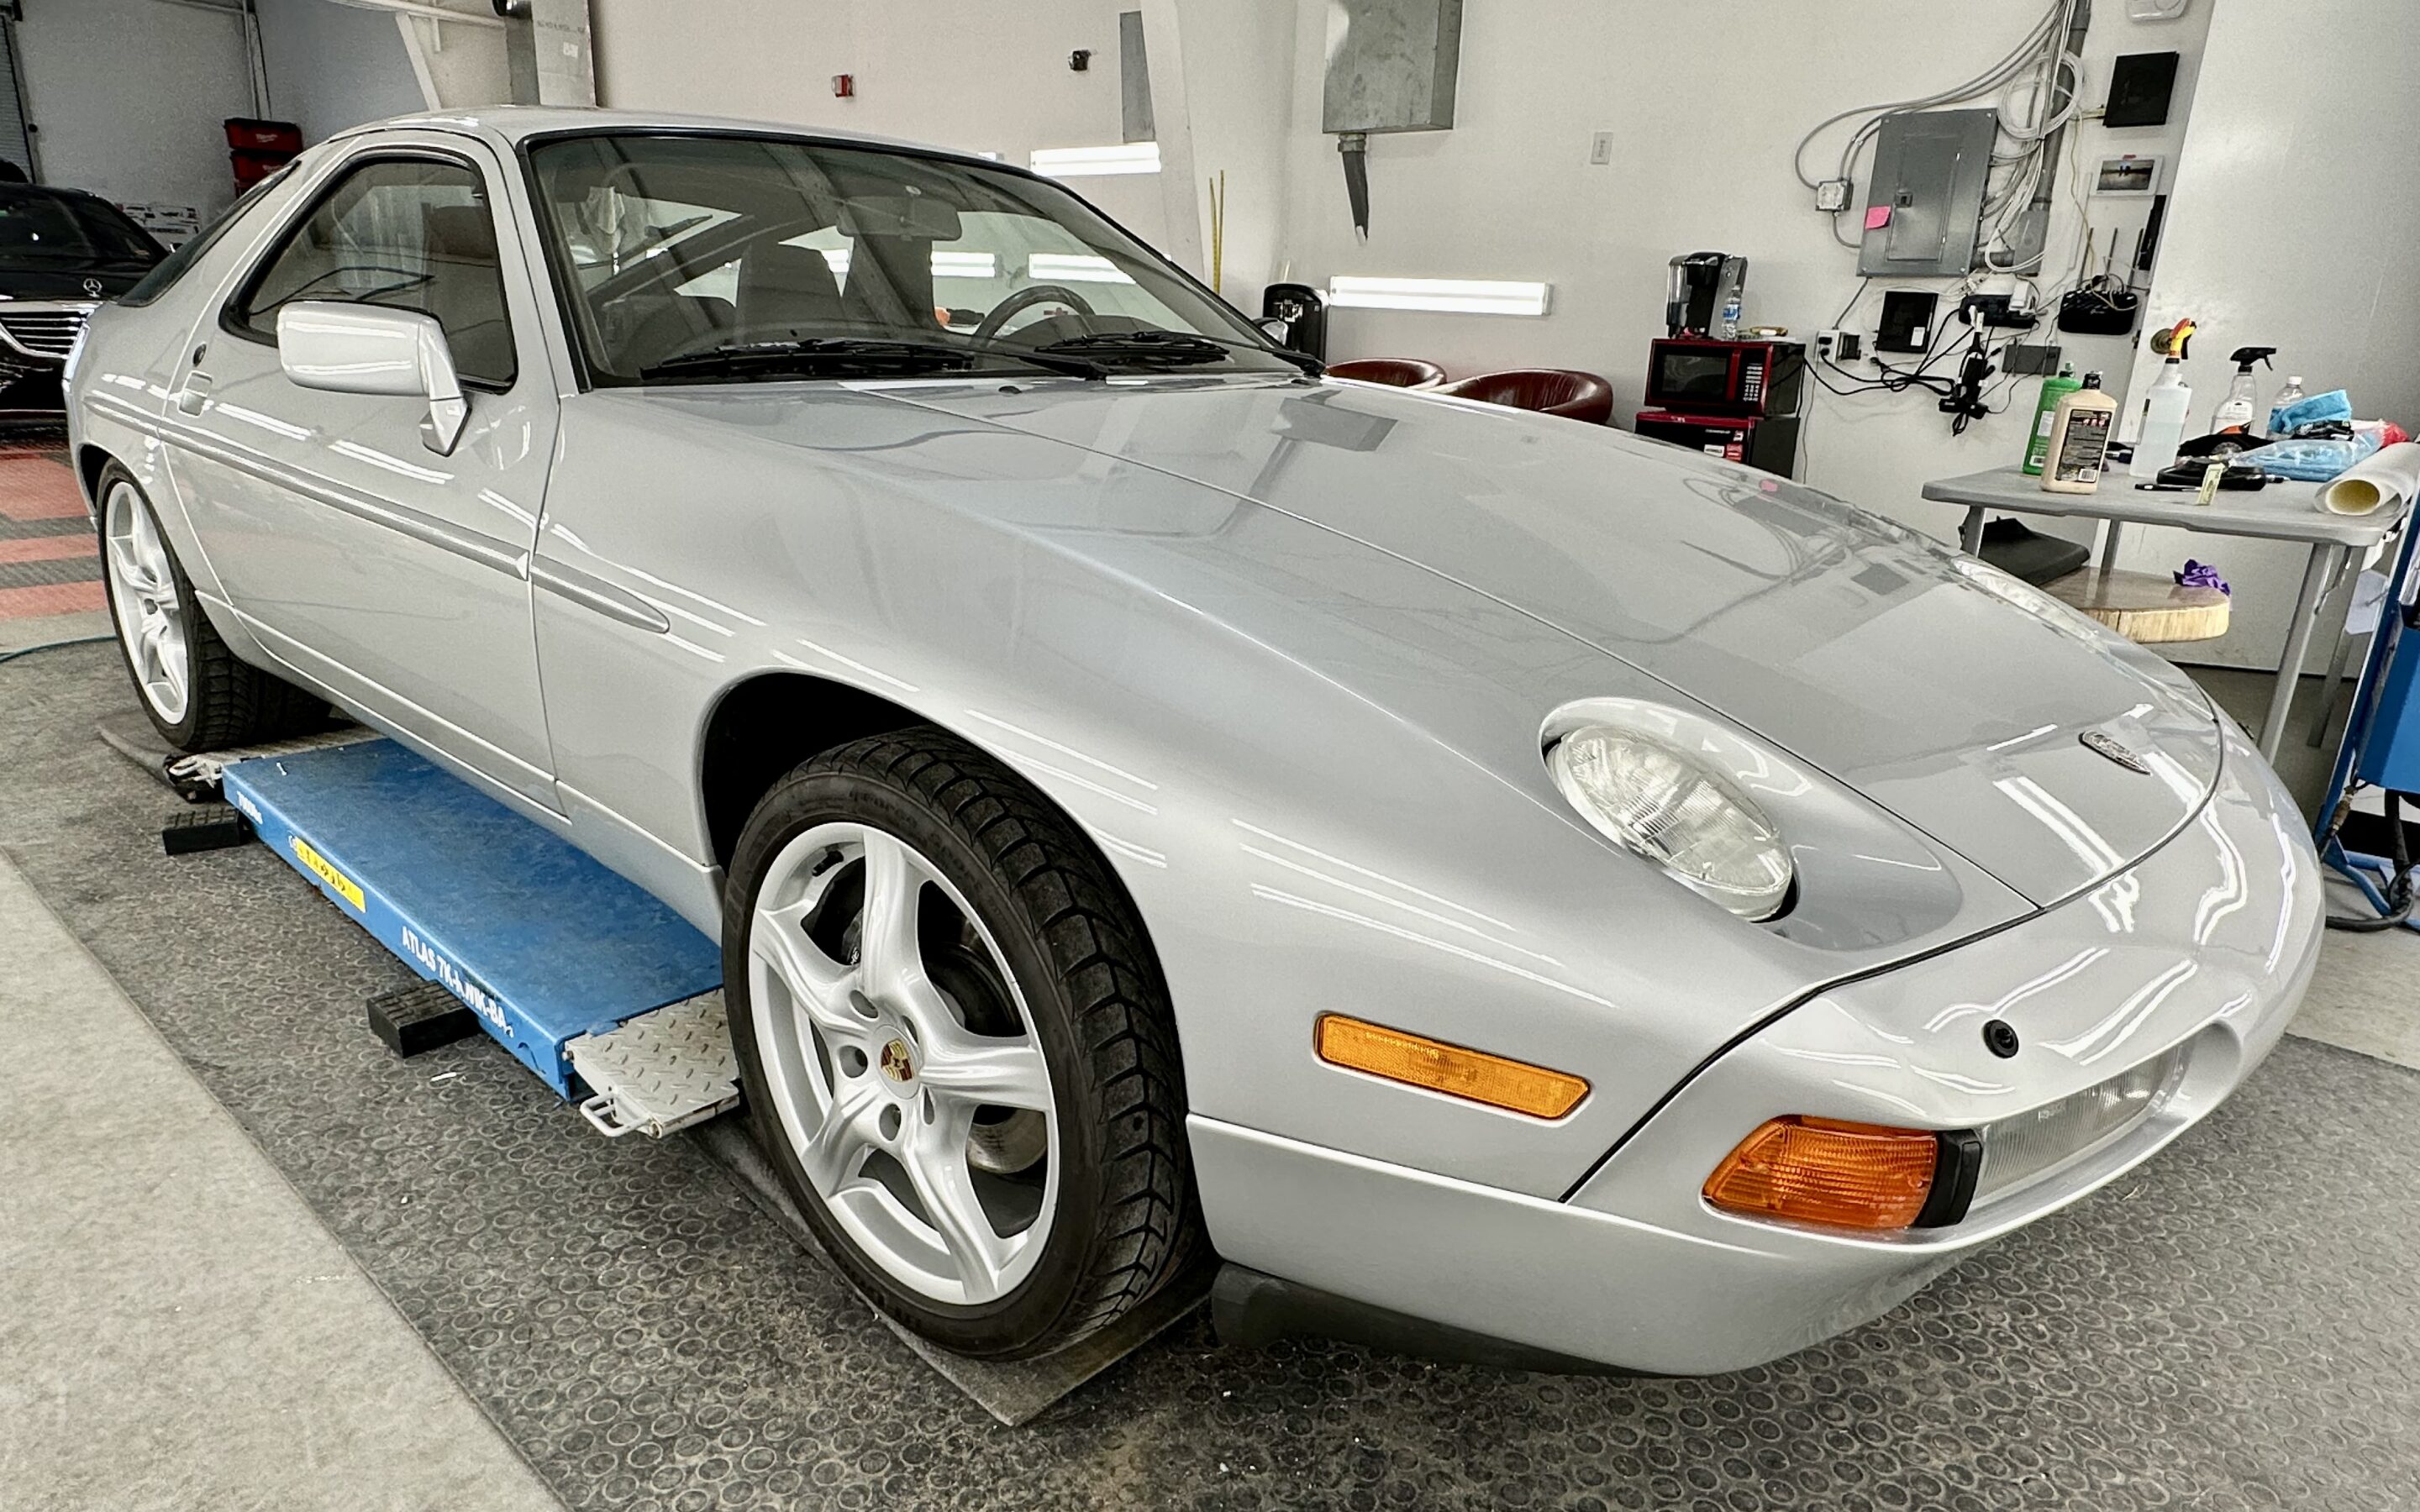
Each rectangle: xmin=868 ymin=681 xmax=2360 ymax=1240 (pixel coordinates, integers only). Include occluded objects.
xmin=0 ymin=184 xmax=166 ymax=417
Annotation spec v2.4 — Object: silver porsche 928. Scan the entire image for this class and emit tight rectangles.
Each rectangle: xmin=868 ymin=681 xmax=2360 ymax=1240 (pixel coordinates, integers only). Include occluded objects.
xmin=66 ymin=108 xmax=2323 ymax=1374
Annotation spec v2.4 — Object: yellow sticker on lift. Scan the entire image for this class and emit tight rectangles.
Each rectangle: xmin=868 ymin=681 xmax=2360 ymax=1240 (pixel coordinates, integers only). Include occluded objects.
xmin=290 ymin=836 xmax=366 ymax=912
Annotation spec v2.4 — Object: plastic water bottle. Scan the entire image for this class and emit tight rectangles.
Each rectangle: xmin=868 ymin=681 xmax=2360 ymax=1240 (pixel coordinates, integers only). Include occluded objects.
xmin=1718 ymin=292 xmax=1742 ymax=340
xmin=2268 ymin=375 xmax=2306 ymax=435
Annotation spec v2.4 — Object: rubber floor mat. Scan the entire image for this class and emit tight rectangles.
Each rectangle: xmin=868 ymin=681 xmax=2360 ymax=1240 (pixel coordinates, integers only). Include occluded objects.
xmin=8 ymin=643 xmax=2420 ymax=1510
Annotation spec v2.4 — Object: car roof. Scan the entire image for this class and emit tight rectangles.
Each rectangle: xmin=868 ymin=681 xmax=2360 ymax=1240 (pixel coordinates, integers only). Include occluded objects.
xmin=330 ymin=105 xmax=991 ymax=169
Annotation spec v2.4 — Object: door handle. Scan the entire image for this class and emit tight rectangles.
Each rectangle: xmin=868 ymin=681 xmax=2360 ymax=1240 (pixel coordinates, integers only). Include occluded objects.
xmin=174 ymin=372 xmax=212 ymax=416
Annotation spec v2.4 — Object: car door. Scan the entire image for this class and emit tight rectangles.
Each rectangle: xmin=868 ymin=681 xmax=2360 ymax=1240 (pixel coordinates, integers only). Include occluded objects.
xmin=162 ymin=136 xmax=560 ymax=809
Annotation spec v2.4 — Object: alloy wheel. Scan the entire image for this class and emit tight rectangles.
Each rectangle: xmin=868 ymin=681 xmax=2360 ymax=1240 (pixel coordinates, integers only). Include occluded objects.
xmin=103 ymin=480 xmax=190 ymax=726
xmin=746 ymin=821 xmax=1060 ymax=1305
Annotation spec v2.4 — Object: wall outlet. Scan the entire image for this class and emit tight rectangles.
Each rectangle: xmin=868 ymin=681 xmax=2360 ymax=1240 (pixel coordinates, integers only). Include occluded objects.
xmin=1814 ymin=178 xmax=1852 ymax=213
xmin=1817 ymin=328 xmax=1863 ymax=364
xmin=1589 ymin=131 xmax=1616 ymax=166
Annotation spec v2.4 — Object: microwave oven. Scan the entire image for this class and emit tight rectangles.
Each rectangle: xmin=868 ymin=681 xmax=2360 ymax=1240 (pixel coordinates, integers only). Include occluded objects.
xmin=1643 ymin=338 xmax=1805 ymax=418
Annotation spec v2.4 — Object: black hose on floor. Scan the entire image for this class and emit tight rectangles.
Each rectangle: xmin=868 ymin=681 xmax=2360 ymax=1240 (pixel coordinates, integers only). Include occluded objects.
xmin=0 ymin=633 xmax=109 ymax=667
xmin=2328 ymin=790 xmax=2417 ymax=932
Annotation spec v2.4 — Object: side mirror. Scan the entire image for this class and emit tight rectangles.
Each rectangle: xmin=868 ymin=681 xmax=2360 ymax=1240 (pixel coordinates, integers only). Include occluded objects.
xmin=276 ymin=301 xmax=468 ymax=455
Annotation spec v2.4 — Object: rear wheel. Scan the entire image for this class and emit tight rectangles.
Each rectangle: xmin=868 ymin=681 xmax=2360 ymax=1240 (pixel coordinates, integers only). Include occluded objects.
xmin=97 ymin=463 xmax=319 ymax=751
xmin=724 ymin=729 xmax=1196 ymax=1357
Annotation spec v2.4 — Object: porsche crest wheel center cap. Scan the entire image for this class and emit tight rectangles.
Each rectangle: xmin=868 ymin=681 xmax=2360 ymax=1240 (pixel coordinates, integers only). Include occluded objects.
xmin=879 ymin=1037 xmax=917 ymax=1085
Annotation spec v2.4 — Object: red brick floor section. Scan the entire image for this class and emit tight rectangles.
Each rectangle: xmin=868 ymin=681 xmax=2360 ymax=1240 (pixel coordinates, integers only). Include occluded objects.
xmin=0 ymin=580 xmax=105 ymax=617
xmin=0 ymin=454 xmax=89 ymax=521
xmin=0 ymin=440 xmax=98 ymax=623
xmin=0 ymin=534 xmax=97 ymax=565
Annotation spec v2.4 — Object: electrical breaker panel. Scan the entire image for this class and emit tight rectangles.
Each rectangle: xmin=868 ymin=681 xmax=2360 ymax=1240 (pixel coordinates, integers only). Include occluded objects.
xmin=1858 ymin=109 xmax=1997 ymax=279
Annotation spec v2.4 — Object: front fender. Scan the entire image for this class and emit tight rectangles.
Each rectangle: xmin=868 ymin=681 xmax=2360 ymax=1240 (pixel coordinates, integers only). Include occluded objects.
xmin=534 ymin=387 xmax=2040 ymax=1199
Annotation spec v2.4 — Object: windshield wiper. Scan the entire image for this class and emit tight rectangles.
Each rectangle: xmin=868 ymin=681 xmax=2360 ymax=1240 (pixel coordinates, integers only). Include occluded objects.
xmin=639 ymin=336 xmax=1106 ymax=382
xmin=1034 ymin=328 xmax=1322 ymax=375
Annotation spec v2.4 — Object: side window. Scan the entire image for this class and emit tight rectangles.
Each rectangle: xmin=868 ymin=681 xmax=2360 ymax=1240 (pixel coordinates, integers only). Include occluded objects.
xmin=119 ymin=164 xmax=293 ymax=308
xmin=232 ymin=157 xmax=517 ymax=389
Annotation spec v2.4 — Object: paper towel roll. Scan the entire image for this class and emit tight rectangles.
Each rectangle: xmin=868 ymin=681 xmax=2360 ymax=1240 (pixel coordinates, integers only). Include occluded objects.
xmin=2319 ymin=440 xmax=2420 ymax=516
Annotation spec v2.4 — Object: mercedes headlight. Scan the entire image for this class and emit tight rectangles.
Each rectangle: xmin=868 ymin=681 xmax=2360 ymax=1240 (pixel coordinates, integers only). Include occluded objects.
xmin=1547 ymin=725 xmax=1794 ymax=921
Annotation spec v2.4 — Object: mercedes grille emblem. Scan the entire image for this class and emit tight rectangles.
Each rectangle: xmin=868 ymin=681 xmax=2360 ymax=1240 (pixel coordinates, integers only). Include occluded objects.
xmin=81 ymin=276 xmax=103 ymax=298
xmin=2080 ymin=729 xmax=2152 ymax=774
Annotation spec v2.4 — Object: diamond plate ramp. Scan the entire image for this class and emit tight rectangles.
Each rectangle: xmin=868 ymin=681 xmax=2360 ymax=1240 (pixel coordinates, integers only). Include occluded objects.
xmin=572 ymin=992 xmax=743 ymax=1138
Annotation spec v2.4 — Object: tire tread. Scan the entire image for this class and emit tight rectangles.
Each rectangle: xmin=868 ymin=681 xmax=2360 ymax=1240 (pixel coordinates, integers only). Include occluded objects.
xmin=97 ymin=463 xmax=323 ymax=752
xmin=751 ymin=727 xmax=1197 ymax=1354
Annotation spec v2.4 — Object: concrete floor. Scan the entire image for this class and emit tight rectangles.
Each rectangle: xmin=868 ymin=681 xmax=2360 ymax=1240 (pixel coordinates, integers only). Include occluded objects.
xmin=5 ymin=642 xmax=2419 ymax=1510
xmin=0 ymin=851 xmax=563 ymax=1512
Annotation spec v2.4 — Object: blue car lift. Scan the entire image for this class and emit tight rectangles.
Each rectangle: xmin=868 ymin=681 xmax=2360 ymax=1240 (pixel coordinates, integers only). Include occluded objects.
xmin=217 ymin=738 xmax=734 ymax=1131
xmin=156 ymin=727 xmax=1203 ymax=1422
xmin=2314 ymin=514 xmax=2420 ymax=930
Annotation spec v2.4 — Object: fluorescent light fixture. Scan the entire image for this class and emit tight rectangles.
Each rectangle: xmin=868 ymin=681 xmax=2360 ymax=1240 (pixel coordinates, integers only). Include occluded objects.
xmin=1326 ymin=276 xmax=1553 ymax=317
xmin=1028 ymin=142 xmax=1161 ymax=177
xmin=1026 ymin=253 xmax=1135 ymax=285
xmin=813 ymin=248 xmax=997 ymax=281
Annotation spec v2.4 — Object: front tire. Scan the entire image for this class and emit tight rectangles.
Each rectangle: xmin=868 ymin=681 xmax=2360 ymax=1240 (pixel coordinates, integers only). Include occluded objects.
xmin=724 ymin=729 xmax=1196 ymax=1358
xmin=96 ymin=463 xmax=319 ymax=751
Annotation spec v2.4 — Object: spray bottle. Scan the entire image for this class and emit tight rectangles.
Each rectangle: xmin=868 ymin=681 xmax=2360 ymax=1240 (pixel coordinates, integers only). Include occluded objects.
xmin=2210 ymin=345 xmax=2276 ymax=433
xmin=2130 ymin=318 xmax=2197 ymax=478
xmin=2023 ymin=363 xmax=2082 ymax=475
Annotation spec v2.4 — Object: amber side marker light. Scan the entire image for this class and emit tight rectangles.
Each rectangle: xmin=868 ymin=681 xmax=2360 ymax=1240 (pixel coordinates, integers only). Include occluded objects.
xmin=1703 ymin=1116 xmax=1945 ymax=1231
xmin=1314 ymin=1014 xmax=1588 ymax=1119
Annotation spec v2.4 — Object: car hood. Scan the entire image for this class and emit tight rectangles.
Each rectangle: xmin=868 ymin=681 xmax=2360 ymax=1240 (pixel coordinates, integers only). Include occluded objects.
xmin=886 ymin=376 xmax=2222 ymax=906
xmin=0 ymin=263 xmax=152 ymax=299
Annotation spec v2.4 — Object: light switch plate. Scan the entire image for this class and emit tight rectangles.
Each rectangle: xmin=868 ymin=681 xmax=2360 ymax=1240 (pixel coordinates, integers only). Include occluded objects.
xmin=1589 ymin=131 xmax=1615 ymax=165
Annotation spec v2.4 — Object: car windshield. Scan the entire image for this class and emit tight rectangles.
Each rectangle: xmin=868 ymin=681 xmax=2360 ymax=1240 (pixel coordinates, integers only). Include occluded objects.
xmin=0 ymin=187 xmax=164 ymax=268
xmin=528 ymin=131 xmax=1297 ymax=385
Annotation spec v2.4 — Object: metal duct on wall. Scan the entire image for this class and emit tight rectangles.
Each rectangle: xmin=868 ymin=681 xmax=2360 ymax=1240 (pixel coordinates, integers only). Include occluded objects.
xmin=502 ymin=0 xmax=592 ymax=106
xmin=1320 ymin=0 xmax=1463 ymax=237
xmin=1118 ymin=10 xmax=1154 ymax=144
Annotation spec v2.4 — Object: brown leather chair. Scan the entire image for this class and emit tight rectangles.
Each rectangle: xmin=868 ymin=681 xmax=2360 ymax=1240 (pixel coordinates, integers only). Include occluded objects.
xmin=1327 ymin=357 xmax=1448 ymax=390
xmin=1436 ymin=368 xmax=1616 ymax=424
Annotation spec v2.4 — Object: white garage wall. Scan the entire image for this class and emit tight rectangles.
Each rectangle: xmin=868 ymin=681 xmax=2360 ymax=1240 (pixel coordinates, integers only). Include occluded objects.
xmin=587 ymin=0 xmax=1171 ymax=245
xmin=1140 ymin=0 xmax=1298 ymax=309
xmin=2099 ymin=2 xmax=2420 ymax=670
xmin=393 ymin=11 xmax=513 ymax=113
xmin=15 ymin=0 xmax=255 ymax=213
xmin=253 ymin=0 xmax=424 ymax=144
xmin=1265 ymin=0 xmax=2213 ymax=541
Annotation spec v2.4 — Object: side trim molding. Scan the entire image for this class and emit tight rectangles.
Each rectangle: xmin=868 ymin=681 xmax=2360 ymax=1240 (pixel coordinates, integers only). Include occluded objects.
xmin=99 ymin=391 xmax=529 ymax=581
xmin=531 ymin=559 xmax=671 ymax=633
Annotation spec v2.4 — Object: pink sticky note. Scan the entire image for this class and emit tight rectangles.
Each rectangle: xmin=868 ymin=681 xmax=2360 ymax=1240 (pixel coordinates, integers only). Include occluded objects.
xmin=1864 ymin=205 xmax=1892 ymax=231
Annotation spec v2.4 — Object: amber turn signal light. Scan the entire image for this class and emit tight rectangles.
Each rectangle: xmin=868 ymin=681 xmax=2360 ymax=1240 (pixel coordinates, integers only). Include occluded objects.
xmin=1702 ymin=1116 xmax=1939 ymax=1231
xmin=1314 ymin=1015 xmax=1588 ymax=1120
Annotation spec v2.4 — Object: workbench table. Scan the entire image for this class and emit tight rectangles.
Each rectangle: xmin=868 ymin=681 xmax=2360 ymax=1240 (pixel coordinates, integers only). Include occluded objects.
xmin=1921 ymin=463 xmax=2410 ymax=761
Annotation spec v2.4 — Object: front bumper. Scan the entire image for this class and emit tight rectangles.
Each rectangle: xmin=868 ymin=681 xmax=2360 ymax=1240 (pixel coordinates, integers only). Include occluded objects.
xmin=0 ymin=301 xmax=92 ymax=417
xmin=1194 ymin=717 xmax=2323 ymax=1374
